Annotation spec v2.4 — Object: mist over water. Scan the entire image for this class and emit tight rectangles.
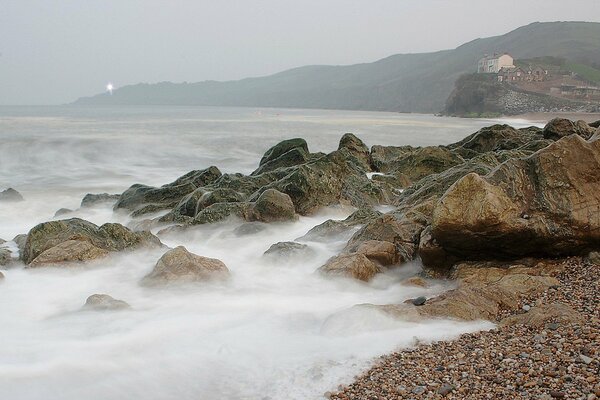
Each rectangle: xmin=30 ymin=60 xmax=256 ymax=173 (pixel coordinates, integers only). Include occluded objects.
xmin=0 ymin=106 xmax=535 ymax=399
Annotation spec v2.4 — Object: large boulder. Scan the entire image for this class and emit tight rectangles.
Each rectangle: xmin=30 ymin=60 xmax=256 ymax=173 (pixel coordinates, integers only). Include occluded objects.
xmin=0 ymin=188 xmax=24 ymax=202
xmin=252 ymin=147 xmax=309 ymax=176
xmin=429 ymin=134 xmax=600 ymax=266
xmin=250 ymin=189 xmax=297 ymax=222
xmin=28 ymin=240 xmax=109 ymax=268
xmin=258 ymin=138 xmax=308 ymax=167
xmin=23 ymin=218 xmax=161 ymax=266
xmin=338 ymin=133 xmax=372 ymax=172
xmin=141 ymin=246 xmax=230 ymax=285
xmin=543 ymin=118 xmax=596 ymax=140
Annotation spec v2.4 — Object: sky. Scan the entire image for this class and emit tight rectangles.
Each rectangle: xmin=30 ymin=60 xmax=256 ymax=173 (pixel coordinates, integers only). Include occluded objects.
xmin=1 ymin=0 xmax=599 ymax=105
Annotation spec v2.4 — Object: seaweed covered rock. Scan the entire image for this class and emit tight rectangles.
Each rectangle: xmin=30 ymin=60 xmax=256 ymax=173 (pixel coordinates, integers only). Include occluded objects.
xmin=250 ymin=189 xmax=297 ymax=222
xmin=114 ymin=166 xmax=221 ymax=214
xmin=448 ymin=124 xmax=545 ymax=157
xmin=338 ymin=133 xmax=372 ymax=172
xmin=23 ymin=218 xmax=161 ymax=266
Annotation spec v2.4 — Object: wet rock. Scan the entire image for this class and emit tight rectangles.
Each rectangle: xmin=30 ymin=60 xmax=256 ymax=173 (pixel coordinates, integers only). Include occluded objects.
xmin=401 ymin=276 xmax=429 ymax=287
xmin=252 ymin=146 xmax=309 ymax=176
xmin=297 ymin=208 xmax=381 ymax=242
xmin=543 ymin=118 xmax=596 ymax=140
xmin=347 ymin=240 xmax=398 ymax=266
xmin=337 ymin=133 xmax=372 ymax=172
xmin=449 ymin=124 xmax=544 ymax=156
xmin=23 ymin=218 xmax=161 ymax=265
xmin=258 ymin=138 xmax=309 ymax=167
xmin=263 ymin=241 xmax=315 ymax=260
xmin=80 ymin=193 xmax=120 ymax=208
xmin=233 ymin=222 xmax=267 ymax=236
xmin=411 ymin=296 xmax=427 ymax=306
xmin=12 ymin=234 xmax=27 ymax=257
xmin=318 ymin=253 xmax=381 ymax=282
xmin=0 ymin=247 xmax=12 ymax=266
xmin=429 ymin=135 xmax=600 ymax=265
xmin=194 ymin=202 xmax=253 ymax=224
xmin=83 ymin=294 xmax=130 ymax=311
xmin=141 ymin=246 xmax=230 ymax=285
xmin=250 ymin=189 xmax=297 ymax=222
xmin=28 ymin=240 xmax=110 ymax=267
xmin=54 ymin=208 xmax=73 ymax=217
xmin=114 ymin=166 xmax=221 ymax=213
xmin=0 ymin=188 xmax=24 ymax=202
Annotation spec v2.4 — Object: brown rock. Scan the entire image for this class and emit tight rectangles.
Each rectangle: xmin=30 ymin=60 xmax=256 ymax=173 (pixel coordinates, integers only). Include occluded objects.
xmin=499 ymin=303 xmax=584 ymax=327
xmin=543 ymin=118 xmax=596 ymax=140
xmin=429 ymin=135 xmax=600 ymax=265
xmin=318 ymin=253 xmax=381 ymax=282
xmin=141 ymin=246 xmax=230 ymax=286
xmin=350 ymin=240 xmax=398 ymax=266
xmin=84 ymin=294 xmax=130 ymax=311
xmin=28 ymin=240 xmax=109 ymax=267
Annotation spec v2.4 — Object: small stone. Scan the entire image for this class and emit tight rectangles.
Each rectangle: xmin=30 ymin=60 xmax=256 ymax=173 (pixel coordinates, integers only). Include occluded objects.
xmin=411 ymin=296 xmax=427 ymax=306
xmin=550 ymin=391 xmax=565 ymax=398
xmin=579 ymin=354 xmax=593 ymax=364
xmin=523 ymin=304 xmax=531 ymax=311
xmin=411 ymin=386 xmax=426 ymax=395
xmin=437 ymin=383 xmax=455 ymax=396
xmin=547 ymin=323 xmax=559 ymax=331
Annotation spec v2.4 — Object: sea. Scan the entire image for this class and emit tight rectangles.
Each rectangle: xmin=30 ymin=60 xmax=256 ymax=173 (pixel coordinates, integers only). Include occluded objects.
xmin=0 ymin=106 xmax=541 ymax=400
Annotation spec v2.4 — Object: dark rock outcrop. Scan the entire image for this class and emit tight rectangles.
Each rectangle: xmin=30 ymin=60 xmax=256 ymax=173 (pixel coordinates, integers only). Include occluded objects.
xmin=542 ymin=118 xmax=596 ymax=140
xmin=81 ymin=193 xmax=120 ymax=208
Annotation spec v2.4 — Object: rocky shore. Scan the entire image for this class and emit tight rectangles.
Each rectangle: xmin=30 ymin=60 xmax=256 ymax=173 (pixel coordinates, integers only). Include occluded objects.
xmin=1 ymin=116 xmax=599 ymax=398
xmin=329 ymin=257 xmax=599 ymax=399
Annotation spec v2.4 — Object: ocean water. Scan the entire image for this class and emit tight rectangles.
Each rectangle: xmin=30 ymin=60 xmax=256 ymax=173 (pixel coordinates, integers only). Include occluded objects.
xmin=0 ymin=106 xmax=537 ymax=400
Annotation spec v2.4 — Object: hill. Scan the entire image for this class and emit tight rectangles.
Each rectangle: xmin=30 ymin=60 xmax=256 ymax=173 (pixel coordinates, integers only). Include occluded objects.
xmin=74 ymin=21 xmax=600 ymax=113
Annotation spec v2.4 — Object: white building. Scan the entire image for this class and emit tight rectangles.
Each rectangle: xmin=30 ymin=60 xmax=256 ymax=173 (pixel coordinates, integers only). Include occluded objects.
xmin=477 ymin=53 xmax=515 ymax=73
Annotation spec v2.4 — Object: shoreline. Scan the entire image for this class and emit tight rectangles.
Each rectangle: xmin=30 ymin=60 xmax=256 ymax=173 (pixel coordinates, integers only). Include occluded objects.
xmin=502 ymin=112 xmax=600 ymax=124
xmin=329 ymin=258 xmax=599 ymax=399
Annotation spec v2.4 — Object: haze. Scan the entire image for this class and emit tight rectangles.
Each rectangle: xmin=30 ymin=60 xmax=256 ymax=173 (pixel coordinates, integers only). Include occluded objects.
xmin=1 ymin=0 xmax=599 ymax=105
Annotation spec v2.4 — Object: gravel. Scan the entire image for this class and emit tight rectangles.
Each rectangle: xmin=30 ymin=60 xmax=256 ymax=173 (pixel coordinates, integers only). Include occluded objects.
xmin=329 ymin=259 xmax=599 ymax=399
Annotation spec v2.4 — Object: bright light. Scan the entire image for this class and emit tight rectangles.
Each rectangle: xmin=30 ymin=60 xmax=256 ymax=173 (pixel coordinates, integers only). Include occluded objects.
xmin=106 ymin=83 xmax=114 ymax=94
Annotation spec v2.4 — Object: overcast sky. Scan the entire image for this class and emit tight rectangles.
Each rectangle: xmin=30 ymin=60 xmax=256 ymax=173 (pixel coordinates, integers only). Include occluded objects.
xmin=1 ymin=0 xmax=599 ymax=105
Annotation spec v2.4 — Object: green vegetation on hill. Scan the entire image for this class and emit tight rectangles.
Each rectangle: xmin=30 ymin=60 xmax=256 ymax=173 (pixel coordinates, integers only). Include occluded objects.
xmin=564 ymin=63 xmax=600 ymax=85
xmin=75 ymin=21 xmax=600 ymax=113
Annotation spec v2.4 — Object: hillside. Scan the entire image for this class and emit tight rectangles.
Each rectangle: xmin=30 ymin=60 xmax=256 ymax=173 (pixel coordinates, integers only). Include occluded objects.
xmin=74 ymin=21 xmax=600 ymax=113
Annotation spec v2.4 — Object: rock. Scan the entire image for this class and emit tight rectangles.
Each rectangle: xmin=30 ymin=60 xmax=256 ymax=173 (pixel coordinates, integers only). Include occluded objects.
xmin=449 ymin=124 xmax=544 ymax=156
xmin=22 ymin=218 xmax=161 ymax=265
xmin=429 ymin=135 xmax=600 ymax=265
xmin=141 ymin=246 xmax=230 ymax=285
xmin=0 ymin=248 xmax=12 ymax=266
xmin=28 ymin=240 xmax=110 ymax=267
xmin=347 ymin=240 xmax=398 ymax=266
xmin=114 ymin=166 xmax=221 ymax=213
xmin=197 ymin=189 xmax=245 ymax=212
xmin=0 ymin=188 xmax=24 ymax=202
xmin=80 ymin=193 xmax=120 ymax=208
xmin=499 ymin=303 xmax=584 ymax=327
xmin=194 ymin=202 xmax=252 ymax=224
xmin=0 ymin=271 xmax=4 ymax=280
xmin=12 ymin=234 xmax=27 ymax=257
xmin=233 ymin=222 xmax=267 ymax=236
xmin=168 ymin=188 xmax=208 ymax=218
xmin=586 ymin=251 xmax=600 ymax=265
xmin=338 ymin=133 xmax=372 ymax=172
xmin=437 ymin=383 xmax=455 ymax=396
xmin=263 ymin=241 xmax=315 ymax=259
xmin=250 ymin=189 xmax=297 ymax=222
xmin=54 ymin=208 xmax=73 ymax=217
xmin=252 ymin=146 xmax=309 ymax=176
xmin=297 ymin=208 xmax=381 ymax=242
xmin=167 ymin=166 xmax=222 ymax=187
xmin=411 ymin=296 xmax=427 ymax=306
xmin=318 ymin=253 xmax=381 ymax=282
xmin=83 ymin=294 xmax=130 ymax=311
xmin=258 ymin=138 xmax=309 ymax=167
xmin=543 ymin=118 xmax=596 ymax=140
